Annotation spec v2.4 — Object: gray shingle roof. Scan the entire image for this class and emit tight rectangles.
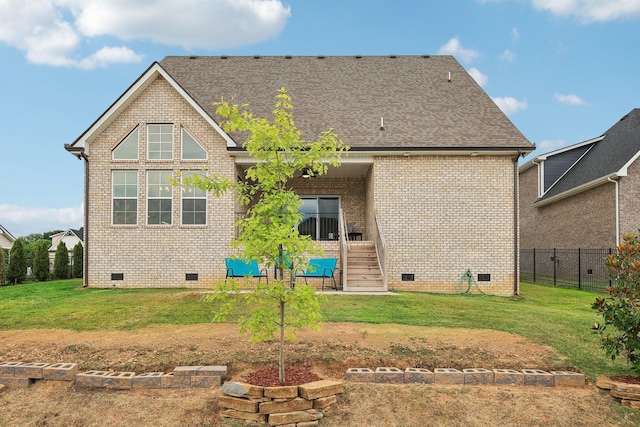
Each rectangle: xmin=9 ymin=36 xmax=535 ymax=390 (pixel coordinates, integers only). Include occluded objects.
xmin=159 ymin=55 xmax=532 ymax=151
xmin=540 ymin=108 xmax=640 ymax=201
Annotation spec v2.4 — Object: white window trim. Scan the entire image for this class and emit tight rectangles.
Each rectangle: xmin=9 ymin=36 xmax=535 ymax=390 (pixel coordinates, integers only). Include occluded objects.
xmin=112 ymin=170 xmax=138 ymax=226
xmin=181 ymin=171 xmax=208 ymax=226
xmin=147 ymin=124 xmax=174 ymax=161
xmin=146 ymin=170 xmax=173 ymax=226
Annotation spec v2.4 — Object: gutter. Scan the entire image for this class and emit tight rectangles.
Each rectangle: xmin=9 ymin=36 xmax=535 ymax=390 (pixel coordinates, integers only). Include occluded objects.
xmin=608 ymin=176 xmax=620 ymax=246
xmin=65 ymin=144 xmax=89 ymax=287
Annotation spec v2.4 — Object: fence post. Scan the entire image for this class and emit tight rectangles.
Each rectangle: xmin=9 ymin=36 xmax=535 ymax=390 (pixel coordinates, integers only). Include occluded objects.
xmin=577 ymin=248 xmax=581 ymax=290
xmin=533 ymin=248 xmax=536 ymax=283
xmin=553 ymin=248 xmax=557 ymax=286
xmin=609 ymin=247 xmax=612 ymax=288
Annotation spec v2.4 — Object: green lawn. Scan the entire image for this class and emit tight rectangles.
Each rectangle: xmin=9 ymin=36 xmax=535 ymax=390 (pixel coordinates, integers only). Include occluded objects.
xmin=0 ymin=279 xmax=627 ymax=379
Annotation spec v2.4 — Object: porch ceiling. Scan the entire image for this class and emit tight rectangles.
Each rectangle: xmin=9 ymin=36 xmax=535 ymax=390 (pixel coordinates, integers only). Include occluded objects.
xmin=234 ymin=157 xmax=373 ymax=179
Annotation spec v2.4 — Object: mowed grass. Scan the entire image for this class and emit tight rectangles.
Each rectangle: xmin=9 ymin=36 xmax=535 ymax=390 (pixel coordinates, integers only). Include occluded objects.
xmin=0 ymin=279 xmax=628 ymax=378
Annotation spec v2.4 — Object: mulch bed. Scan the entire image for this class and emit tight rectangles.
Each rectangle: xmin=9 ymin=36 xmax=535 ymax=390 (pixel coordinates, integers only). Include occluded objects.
xmin=611 ymin=375 xmax=640 ymax=385
xmin=243 ymin=367 xmax=322 ymax=387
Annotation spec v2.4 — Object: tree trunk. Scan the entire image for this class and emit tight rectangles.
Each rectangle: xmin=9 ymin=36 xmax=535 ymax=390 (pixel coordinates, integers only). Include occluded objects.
xmin=279 ymin=298 xmax=285 ymax=382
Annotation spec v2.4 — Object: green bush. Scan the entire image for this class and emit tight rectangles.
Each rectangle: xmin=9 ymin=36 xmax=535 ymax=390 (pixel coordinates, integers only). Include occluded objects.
xmin=0 ymin=249 xmax=6 ymax=285
xmin=72 ymin=243 xmax=83 ymax=278
xmin=33 ymin=240 xmax=50 ymax=281
xmin=593 ymin=232 xmax=640 ymax=374
xmin=7 ymin=238 xmax=27 ymax=284
xmin=53 ymin=242 xmax=69 ymax=280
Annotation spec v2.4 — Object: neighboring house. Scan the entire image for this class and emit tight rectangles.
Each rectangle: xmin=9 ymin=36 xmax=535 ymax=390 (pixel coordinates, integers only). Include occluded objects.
xmin=519 ymin=108 xmax=640 ymax=249
xmin=48 ymin=228 xmax=84 ymax=266
xmin=65 ymin=55 xmax=533 ymax=295
xmin=0 ymin=224 xmax=16 ymax=251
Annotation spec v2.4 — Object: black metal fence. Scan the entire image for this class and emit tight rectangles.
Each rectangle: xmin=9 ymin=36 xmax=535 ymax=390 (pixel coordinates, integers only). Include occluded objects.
xmin=520 ymin=248 xmax=613 ymax=293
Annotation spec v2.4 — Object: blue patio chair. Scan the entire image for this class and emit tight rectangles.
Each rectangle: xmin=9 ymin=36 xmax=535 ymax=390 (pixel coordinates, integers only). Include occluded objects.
xmin=295 ymin=258 xmax=338 ymax=290
xmin=225 ymin=258 xmax=268 ymax=283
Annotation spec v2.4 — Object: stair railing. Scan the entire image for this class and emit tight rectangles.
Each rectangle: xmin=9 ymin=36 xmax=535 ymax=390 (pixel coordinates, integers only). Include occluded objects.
xmin=373 ymin=212 xmax=388 ymax=291
xmin=338 ymin=209 xmax=349 ymax=291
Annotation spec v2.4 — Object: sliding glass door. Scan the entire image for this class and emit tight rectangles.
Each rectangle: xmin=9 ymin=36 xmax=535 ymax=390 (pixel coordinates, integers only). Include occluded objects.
xmin=299 ymin=196 xmax=340 ymax=240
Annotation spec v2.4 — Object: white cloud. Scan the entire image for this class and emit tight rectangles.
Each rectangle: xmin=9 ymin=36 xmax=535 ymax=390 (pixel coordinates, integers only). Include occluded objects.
xmin=0 ymin=204 xmax=83 ymax=237
xmin=492 ymin=96 xmax=528 ymax=115
xmin=511 ymin=27 xmax=520 ymax=42
xmin=537 ymin=139 xmax=568 ymax=153
xmin=500 ymin=49 xmax=516 ymax=62
xmin=0 ymin=0 xmax=291 ymax=69
xmin=532 ymin=0 xmax=640 ymax=22
xmin=468 ymin=67 xmax=488 ymax=86
xmin=554 ymin=93 xmax=588 ymax=106
xmin=437 ymin=38 xmax=480 ymax=63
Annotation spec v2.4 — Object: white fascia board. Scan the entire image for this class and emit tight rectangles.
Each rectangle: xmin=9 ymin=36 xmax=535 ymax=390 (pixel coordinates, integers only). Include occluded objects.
xmin=535 ymin=135 xmax=605 ymax=161
xmin=72 ymin=63 xmax=235 ymax=154
xmin=533 ymin=173 xmax=619 ymax=208
xmin=617 ymin=148 xmax=640 ymax=177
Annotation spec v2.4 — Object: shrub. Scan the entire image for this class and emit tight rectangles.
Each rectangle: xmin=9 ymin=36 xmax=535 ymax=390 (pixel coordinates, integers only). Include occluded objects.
xmin=0 ymin=249 xmax=6 ymax=285
xmin=72 ymin=243 xmax=83 ymax=278
xmin=33 ymin=240 xmax=50 ymax=281
xmin=7 ymin=238 xmax=27 ymax=284
xmin=53 ymin=242 xmax=69 ymax=280
xmin=593 ymin=232 xmax=640 ymax=374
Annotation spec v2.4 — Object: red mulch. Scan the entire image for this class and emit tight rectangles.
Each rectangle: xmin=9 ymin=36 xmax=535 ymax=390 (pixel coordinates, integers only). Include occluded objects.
xmin=243 ymin=367 xmax=322 ymax=387
xmin=611 ymin=375 xmax=640 ymax=385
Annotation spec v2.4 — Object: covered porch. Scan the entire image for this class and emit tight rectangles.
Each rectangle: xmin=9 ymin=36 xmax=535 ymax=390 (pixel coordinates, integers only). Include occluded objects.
xmin=232 ymin=154 xmax=387 ymax=292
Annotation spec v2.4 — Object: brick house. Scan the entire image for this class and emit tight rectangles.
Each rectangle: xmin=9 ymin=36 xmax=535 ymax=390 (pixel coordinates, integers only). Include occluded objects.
xmin=519 ymin=108 xmax=640 ymax=249
xmin=65 ymin=55 xmax=533 ymax=295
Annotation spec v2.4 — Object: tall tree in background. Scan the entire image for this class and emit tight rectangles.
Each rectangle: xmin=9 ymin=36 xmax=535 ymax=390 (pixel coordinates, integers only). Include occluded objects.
xmin=0 ymin=249 xmax=6 ymax=285
xmin=181 ymin=88 xmax=347 ymax=382
xmin=53 ymin=242 xmax=69 ymax=280
xmin=33 ymin=240 xmax=50 ymax=281
xmin=72 ymin=243 xmax=83 ymax=278
xmin=7 ymin=238 xmax=27 ymax=284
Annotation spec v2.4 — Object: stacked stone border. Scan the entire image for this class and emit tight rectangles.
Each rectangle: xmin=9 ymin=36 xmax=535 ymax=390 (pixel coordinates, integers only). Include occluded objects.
xmin=0 ymin=361 xmax=226 ymax=390
xmin=346 ymin=367 xmax=587 ymax=387
xmin=597 ymin=375 xmax=640 ymax=409
xmin=219 ymin=379 xmax=344 ymax=426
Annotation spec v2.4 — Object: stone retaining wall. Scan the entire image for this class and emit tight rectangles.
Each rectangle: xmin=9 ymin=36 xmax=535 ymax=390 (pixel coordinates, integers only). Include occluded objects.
xmin=0 ymin=361 xmax=227 ymax=390
xmin=219 ymin=379 xmax=345 ymax=426
xmin=346 ymin=367 xmax=586 ymax=387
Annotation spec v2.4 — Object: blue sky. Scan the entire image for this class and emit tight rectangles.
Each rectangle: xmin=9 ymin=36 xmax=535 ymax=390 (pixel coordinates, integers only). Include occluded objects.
xmin=1 ymin=0 xmax=639 ymax=237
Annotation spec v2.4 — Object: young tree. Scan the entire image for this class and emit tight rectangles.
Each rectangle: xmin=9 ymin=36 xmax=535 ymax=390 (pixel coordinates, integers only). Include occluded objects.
xmin=7 ymin=238 xmax=27 ymax=284
xmin=181 ymin=87 xmax=347 ymax=382
xmin=53 ymin=242 xmax=69 ymax=280
xmin=593 ymin=232 xmax=640 ymax=374
xmin=33 ymin=240 xmax=50 ymax=281
xmin=72 ymin=243 xmax=83 ymax=278
xmin=0 ymin=249 xmax=6 ymax=285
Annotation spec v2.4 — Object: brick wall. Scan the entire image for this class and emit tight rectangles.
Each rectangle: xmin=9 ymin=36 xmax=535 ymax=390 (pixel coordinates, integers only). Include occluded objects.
xmin=87 ymin=76 xmax=236 ymax=288
xmin=372 ymin=155 xmax=517 ymax=296
xmin=519 ymin=164 xmax=617 ymax=249
xmin=620 ymin=158 xmax=640 ymax=238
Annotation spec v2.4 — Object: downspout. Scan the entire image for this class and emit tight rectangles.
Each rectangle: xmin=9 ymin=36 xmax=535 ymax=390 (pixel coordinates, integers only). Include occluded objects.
xmin=83 ymin=153 xmax=89 ymax=287
xmin=513 ymin=152 xmax=523 ymax=296
xmin=608 ymin=176 xmax=620 ymax=246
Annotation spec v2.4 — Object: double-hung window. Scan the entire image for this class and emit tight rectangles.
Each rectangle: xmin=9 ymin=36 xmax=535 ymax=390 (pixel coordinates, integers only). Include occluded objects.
xmin=181 ymin=172 xmax=207 ymax=225
xmin=112 ymin=171 xmax=138 ymax=225
xmin=147 ymin=124 xmax=173 ymax=160
xmin=147 ymin=170 xmax=173 ymax=225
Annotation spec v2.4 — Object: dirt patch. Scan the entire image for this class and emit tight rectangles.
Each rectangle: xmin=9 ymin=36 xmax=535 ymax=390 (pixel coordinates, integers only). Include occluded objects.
xmin=1 ymin=323 xmax=638 ymax=426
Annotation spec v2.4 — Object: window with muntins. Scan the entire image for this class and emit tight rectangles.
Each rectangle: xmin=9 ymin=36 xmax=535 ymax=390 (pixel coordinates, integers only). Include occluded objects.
xmin=147 ymin=170 xmax=172 ymax=225
xmin=181 ymin=128 xmax=207 ymax=160
xmin=112 ymin=170 xmax=138 ymax=225
xmin=181 ymin=172 xmax=207 ymax=225
xmin=147 ymin=124 xmax=173 ymax=160
xmin=112 ymin=127 xmax=139 ymax=160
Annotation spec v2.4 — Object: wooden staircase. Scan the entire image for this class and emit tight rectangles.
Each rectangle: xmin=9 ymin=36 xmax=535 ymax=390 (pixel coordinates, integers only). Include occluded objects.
xmin=344 ymin=241 xmax=385 ymax=292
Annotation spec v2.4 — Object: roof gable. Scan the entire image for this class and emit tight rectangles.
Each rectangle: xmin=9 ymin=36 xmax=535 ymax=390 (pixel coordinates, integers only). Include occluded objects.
xmin=66 ymin=62 xmax=235 ymax=157
xmin=530 ymin=109 xmax=640 ymax=205
xmin=159 ymin=55 xmax=533 ymax=152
